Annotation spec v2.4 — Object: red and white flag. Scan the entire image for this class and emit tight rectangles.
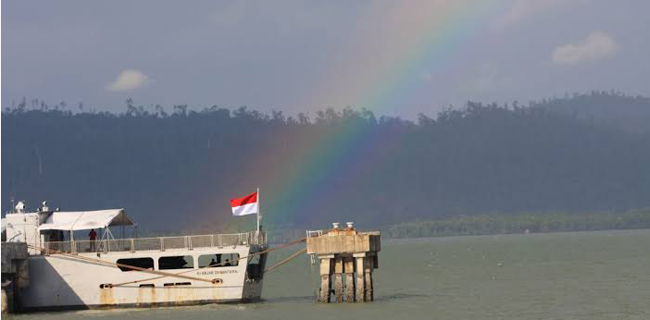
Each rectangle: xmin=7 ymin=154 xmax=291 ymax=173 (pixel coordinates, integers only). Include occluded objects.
xmin=230 ymin=191 xmax=259 ymax=216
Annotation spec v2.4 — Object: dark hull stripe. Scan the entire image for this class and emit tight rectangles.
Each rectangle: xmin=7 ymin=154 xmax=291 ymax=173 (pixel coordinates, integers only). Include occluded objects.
xmin=22 ymin=298 xmax=261 ymax=313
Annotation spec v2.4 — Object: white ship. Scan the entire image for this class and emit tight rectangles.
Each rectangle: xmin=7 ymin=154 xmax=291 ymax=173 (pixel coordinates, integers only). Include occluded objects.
xmin=2 ymin=202 xmax=268 ymax=311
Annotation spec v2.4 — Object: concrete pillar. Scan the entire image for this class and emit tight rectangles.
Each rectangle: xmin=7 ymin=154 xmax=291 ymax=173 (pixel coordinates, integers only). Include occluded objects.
xmin=334 ymin=256 xmax=344 ymax=302
xmin=318 ymin=255 xmax=333 ymax=303
xmin=355 ymin=255 xmax=366 ymax=302
xmin=343 ymin=256 xmax=355 ymax=302
xmin=364 ymin=257 xmax=374 ymax=301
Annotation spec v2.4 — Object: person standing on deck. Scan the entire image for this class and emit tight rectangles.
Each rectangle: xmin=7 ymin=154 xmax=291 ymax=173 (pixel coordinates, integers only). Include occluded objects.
xmin=89 ymin=229 xmax=97 ymax=251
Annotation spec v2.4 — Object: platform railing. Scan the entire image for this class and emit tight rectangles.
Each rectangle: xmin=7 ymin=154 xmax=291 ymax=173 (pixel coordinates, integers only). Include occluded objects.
xmin=306 ymin=230 xmax=380 ymax=237
xmin=306 ymin=230 xmax=323 ymax=238
xmin=43 ymin=231 xmax=266 ymax=255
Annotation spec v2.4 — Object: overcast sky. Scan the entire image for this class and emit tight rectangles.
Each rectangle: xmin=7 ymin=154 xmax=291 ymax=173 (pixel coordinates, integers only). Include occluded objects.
xmin=2 ymin=0 xmax=649 ymax=118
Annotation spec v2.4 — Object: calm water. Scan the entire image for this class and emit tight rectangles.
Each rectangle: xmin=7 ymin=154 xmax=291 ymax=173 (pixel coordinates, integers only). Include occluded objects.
xmin=9 ymin=229 xmax=650 ymax=320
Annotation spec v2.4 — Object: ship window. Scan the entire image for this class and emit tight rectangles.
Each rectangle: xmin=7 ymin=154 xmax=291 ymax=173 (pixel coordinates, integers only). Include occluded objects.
xmin=198 ymin=253 xmax=240 ymax=268
xmin=159 ymin=255 xmax=194 ymax=270
xmin=164 ymin=282 xmax=192 ymax=286
xmin=116 ymin=258 xmax=154 ymax=271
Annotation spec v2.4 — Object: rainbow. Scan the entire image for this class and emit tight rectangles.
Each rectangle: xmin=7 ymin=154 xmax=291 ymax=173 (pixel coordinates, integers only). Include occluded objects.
xmin=239 ymin=1 xmax=510 ymax=228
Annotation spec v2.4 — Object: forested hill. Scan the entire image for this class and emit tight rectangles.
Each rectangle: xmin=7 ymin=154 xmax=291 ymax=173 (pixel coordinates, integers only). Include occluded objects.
xmin=2 ymin=92 xmax=650 ymax=233
xmin=534 ymin=91 xmax=650 ymax=133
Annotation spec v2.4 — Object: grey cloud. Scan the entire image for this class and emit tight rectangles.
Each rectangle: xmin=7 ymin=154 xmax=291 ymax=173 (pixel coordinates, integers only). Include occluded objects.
xmin=2 ymin=0 xmax=649 ymax=118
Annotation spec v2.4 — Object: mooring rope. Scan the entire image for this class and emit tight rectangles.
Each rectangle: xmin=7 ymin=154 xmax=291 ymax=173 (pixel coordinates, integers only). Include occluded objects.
xmin=263 ymin=247 xmax=307 ymax=274
xmin=27 ymin=244 xmax=215 ymax=284
xmin=110 ymin=236 xmax=307 ymax=287
xmin=29 ymin=233 xmax=315 ymax=288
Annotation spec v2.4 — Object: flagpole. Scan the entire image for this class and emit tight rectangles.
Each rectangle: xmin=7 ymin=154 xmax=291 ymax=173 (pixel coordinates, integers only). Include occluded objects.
xmin=256 ymin=187 xmax=261 ymax=233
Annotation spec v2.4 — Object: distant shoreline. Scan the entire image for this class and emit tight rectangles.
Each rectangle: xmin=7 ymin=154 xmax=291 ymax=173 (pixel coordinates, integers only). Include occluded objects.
xmin=382 ymin=209 xmax=650 ymax=239
xmin=384 ymin=226 xmax=650 ymax=242
xmin=132 ymin=209 xmax=650 ymax=244
xmin=258 ymin=209 xmax=650 ymax=243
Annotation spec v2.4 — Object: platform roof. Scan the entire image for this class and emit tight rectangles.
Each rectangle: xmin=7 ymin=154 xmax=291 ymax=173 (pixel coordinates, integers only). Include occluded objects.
xmin=38 ymin=209 xmax=134 ymax=231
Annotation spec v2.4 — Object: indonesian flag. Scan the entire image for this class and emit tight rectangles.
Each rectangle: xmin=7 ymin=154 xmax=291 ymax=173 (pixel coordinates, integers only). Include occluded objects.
xmin=230 ymin=191 xmax=259 ymax=216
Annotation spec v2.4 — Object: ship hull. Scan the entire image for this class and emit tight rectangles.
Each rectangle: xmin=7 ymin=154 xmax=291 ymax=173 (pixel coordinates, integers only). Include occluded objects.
xmin=20 ymin=245 xmax=266 ymax=311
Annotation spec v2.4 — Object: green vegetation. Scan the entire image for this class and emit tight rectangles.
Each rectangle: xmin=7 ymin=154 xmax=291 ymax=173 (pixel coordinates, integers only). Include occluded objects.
xmin=385 ymin=208 xmax=650 ymax=238
xmin=2 ymin=91 xmax=650 ymax=232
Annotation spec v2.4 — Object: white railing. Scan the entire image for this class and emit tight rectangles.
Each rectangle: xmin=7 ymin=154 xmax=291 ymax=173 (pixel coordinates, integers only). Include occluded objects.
xmin=306 ymin=230 xmax=323 ymax=238
xmin=43 ymin=231 xmax=266 ymax=255
xmin=306 ymin=229 xmax=380 ymax=237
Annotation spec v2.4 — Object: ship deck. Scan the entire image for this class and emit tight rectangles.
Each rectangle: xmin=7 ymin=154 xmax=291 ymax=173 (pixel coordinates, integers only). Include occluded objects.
xmin=43 ymin=231 xmax=267 ymax=255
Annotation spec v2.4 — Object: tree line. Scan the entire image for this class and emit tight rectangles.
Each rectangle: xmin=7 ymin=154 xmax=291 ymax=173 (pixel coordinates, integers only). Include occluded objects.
xmin=2 ymin=91 xmax=650 ymax=234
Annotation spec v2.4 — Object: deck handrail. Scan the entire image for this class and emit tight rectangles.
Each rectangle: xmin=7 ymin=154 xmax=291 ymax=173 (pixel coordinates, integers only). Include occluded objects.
xmin=43 ymin=231 xmax=266 ymax=255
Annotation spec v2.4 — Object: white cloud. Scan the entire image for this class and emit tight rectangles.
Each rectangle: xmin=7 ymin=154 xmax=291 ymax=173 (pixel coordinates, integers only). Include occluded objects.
xmin=551 ymin=32 xmax=618 ymax=65
xmin=458 ymin=62 xmax=513 ymax=94
xmin=106 ymin=69 xmax=149 ymax=92
xmin=491 ymin=0 xmax=580 ymax=32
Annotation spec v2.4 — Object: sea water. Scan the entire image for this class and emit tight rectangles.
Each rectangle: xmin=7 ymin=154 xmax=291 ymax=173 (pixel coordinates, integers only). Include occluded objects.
xmin=9 ymin=229 xmax=650 ymax=320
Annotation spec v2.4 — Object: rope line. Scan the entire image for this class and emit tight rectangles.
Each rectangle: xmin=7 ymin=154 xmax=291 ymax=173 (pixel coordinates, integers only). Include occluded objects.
xmin=29 ymin=236 xmax=307 ymax=287
xmin=27 ymin=244 xmax=214 ymax=284
xmin=29 ymin=233 xmax=316 ymax=288
xmin=264 ymin=247 xmax=307 ymax=274
xmin=111 ymin=237 xmax=306 ymax=287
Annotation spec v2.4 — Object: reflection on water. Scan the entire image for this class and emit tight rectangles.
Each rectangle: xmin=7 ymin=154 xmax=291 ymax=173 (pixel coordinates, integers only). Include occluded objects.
xmin=8 ymin=229 xmax=650 ymax=320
